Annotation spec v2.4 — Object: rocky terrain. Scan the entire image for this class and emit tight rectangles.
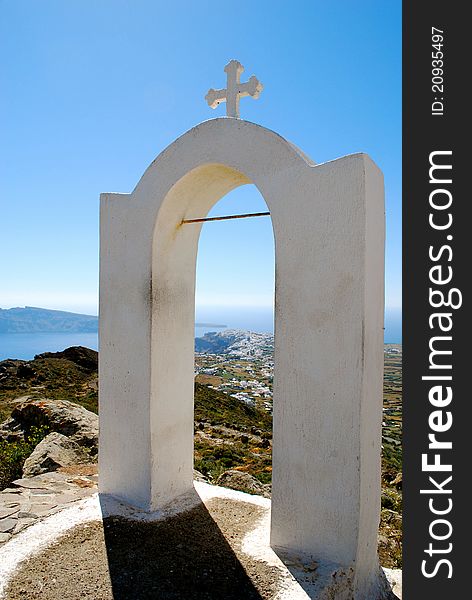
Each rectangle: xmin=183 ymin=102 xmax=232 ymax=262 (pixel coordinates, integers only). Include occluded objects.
xmin=0 ymin=344 xmax=402 ymax=567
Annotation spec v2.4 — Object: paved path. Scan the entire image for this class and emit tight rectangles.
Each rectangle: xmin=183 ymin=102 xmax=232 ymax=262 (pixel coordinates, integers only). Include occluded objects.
xmin=0 ymin=465 xmax=97 ymax=545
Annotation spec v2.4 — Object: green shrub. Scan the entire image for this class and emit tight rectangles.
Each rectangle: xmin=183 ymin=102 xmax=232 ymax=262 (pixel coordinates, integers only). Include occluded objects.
xmin=381 ymin=487 xmax=402 ymax=512
xmin=253 ymin=471 xmax=272 ymax=484
xmin=194 ymin=440 xmax=246 ymax=481
xmin=0 ymin=424 xmax=50 ymax=490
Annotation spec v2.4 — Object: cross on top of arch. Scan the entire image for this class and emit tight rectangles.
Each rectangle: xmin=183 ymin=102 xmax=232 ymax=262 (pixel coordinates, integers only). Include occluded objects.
xmin=205 ymin=60 xmax=263 ymax=118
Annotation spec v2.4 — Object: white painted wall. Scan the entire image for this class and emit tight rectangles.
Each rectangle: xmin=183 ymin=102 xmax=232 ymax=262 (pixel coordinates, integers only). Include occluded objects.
xmin=99 ymin=118 xmax=385 ymax=598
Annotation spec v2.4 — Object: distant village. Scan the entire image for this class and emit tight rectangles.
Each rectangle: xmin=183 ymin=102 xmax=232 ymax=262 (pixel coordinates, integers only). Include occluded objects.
xmin=195 ymin=331 xmax=402 ymax=417
xmin=195 ymin=330 xmax=274 ymax=412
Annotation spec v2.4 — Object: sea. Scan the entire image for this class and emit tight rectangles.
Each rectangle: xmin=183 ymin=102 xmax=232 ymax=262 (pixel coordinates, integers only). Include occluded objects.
xmin=0 ymin=326 xmax=223 ymax=361
xmin=0 ymin=308 xmax=402 ymax=361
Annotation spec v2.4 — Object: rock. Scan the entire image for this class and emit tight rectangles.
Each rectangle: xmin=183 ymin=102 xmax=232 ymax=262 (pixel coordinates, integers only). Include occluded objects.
xmin=193 ymin=469 xmax=208 ymax=483
xmin=34 ymin=346 xmax=98 ymax=372
xmin=0 ymin=506 xmax=19 ymax=519
xmin=216 ymin=470 xmax=271 ymax=498
xmin=381 ymin=508 xmax=402 ymax=529
xmin=16 ymin=364 xmax=35 ymax=379
xmin=0 ymin=518 xmax=17 ymax=533
xmin=0 ymin=360 xmax=25 ymax=390
xmin=22 ymin=432 xmax=90 ymax=477
xmin=10 ymin=478 xmax=51 ymax=490
xmin=0 ymin=360 xmax=23 ymax=377
xmin=391 ymin=472 xmax=402 ymax=489
xmin=1 ymin=398 xmax=99 ymax=454
xmin=13 ymin=518 xmax=35 ymax=534
xmin=0 ymin=429 xmax=23 ymax=444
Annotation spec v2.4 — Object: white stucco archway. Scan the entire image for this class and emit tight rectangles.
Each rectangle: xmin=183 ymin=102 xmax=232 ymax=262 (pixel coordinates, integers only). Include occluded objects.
xmin=99 ymin=118 xmax=385 ymax=597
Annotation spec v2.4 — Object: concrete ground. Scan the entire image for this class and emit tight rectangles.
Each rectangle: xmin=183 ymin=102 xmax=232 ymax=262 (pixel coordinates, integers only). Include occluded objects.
xmin=0 ymin=482 xmax=402 ymax=600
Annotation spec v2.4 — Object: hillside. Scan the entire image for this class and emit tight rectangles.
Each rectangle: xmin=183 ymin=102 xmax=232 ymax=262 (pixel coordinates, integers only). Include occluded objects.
xmin=0 ymin=307 xmax=98 ymax=333
xmin=0 ymin=344 xmax=402 ymax=567
xmin=0 ymin=347 xmax=273 ymax=487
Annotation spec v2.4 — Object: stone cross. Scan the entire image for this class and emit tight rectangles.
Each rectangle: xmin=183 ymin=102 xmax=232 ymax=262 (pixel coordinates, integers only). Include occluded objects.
xmin=205 ymin=60 xmax=263 ymax=118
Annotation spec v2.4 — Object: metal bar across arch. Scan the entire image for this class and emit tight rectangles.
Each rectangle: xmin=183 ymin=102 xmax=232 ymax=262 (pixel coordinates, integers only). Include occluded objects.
xmin=181 ymin=211 xmax=270 ymax=224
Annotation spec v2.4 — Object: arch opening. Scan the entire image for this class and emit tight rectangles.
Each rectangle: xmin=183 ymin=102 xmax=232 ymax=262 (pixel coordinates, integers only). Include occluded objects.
xmin=150 ymin=166 xmax=275 ymax=507
xmin=193 ymin=185 xmax=275 ymax=488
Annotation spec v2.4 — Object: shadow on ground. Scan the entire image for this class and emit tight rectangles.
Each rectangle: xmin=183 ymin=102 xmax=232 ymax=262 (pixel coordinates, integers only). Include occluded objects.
xmin=101 ymin=502 xmax=267 ymax=600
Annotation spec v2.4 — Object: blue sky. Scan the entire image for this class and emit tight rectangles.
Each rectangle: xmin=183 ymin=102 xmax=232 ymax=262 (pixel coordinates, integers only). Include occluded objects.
xmin=0 ymin=1 xmax=401 ymax=329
